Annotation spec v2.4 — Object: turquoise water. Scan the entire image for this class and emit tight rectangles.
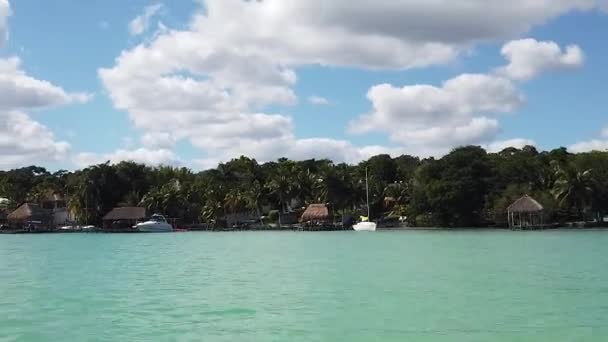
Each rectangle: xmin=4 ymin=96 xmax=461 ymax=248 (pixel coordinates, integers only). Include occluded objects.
xmin=1 ymin=230 xmax=608 ymax=341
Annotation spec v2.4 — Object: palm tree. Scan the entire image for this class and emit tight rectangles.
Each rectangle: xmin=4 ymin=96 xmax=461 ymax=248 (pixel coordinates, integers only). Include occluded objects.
xmin=66 ymin=174 xmax=98 ymax=225
xmin=27 ymin=183 xmax=52 ymax=206
xmin=267 ymin=163 xmax=298 ymax=227
xmin=551 ymin=160 xmax=594 ymax=220
xmin=119 ymin=190 xmax=141 ymax=207
xmin=200 ymin=200 xmax=224 ymax=225
xmin=224 ymin=188 xmax=245 ymax=216
xmin=295 ymin=169 xmax=317 ymax=204
xmin=141 ymin=187 xmax=164 ymax=214
xmin=244 ymin=180 xmax=265 ymax=224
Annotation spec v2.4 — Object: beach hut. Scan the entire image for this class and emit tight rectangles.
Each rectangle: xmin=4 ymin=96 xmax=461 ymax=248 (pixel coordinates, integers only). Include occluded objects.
xmin=507 ymin=195 xmax=544 ymax=229
xmin=102 ymin=207 xmax=146 ymax=231
xmin=300 ymin=204 xmax=331 ymax=226
xmin=7 ymin=203 xmax=53 ymax=231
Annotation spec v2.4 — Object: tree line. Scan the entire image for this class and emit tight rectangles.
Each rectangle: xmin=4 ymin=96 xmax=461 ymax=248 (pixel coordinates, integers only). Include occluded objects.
xmin=0 ymin=145 xmax=607 ymax=227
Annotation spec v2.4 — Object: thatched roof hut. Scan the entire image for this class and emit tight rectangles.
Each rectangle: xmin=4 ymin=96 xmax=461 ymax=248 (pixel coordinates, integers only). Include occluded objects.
xmin=507 ymin=195 xmax=544 ymax=229
xmin=103 ymin=207 xmax=146 ymax=221
xmin=102 ymin=207 xmax=146 ymax=231
xmin=300 ymin=204 xmax=330 ymax=222
xmin=8 ymin=203 xmax=53 ymax=222
xmin=508 ymin=195 xmax=544 ymax=213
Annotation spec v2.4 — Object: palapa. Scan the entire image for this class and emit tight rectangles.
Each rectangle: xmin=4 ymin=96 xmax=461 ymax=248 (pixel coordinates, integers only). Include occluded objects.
xmin=300 ymin=204 xmax=330 ymax=222
xmin=507 ymin=195 xmax=544 ymax=229
xmin=103 ymin=207 xmax=147 ymax=221
xmin=7 ymin=203 xmax=52 ymax=222
xmin=507 ymin=195 xmax=544 ymax=213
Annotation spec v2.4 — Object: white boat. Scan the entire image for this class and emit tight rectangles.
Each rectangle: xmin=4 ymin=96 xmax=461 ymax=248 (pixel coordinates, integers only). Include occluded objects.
xmin=134 ymin=214 xmax=173 ymax=233
xmin=353 ymin=221 xmax=377 ymax=231
xmin=81 ymin=225 xmax=97 ymax=232
xmin=353 ymin=167 xmax=377 ymax=232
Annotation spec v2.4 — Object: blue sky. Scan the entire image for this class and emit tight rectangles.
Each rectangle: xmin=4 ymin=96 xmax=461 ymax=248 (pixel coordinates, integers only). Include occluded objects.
xmin=1 ymin=0 xmax=608 ymax=171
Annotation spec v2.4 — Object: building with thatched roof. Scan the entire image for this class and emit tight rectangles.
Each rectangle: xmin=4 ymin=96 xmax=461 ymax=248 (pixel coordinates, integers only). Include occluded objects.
xmin=300 ymin=204 xmax=331 ymax=223
xmin=7 ymin=203 xmax=53 ymax=231
xmin=102 ymin=207 xmax=146 ymax=231
xmin=507 ymin=195 xmax=544 ymax=229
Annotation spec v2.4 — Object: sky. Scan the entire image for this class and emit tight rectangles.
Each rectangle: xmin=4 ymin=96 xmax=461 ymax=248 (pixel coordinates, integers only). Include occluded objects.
xmin=1 ymin=0 xmax=608 ymax=171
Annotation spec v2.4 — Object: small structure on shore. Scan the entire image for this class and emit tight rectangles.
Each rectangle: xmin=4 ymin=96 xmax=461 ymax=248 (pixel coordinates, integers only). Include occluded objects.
xmin=103 ymin=207 xmax=146 ymax=231
xmin=300 ymin=204 xmax=331 ymax=228
xmin=507 ymin=195 xmax=544 ymax=229
xmin=7 ymin=203 xmax=53 ymax=232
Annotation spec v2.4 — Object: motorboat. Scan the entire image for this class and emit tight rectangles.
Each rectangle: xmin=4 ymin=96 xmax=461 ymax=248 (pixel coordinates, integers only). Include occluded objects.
xmin=353 ymin=167 xmax=377 ymax=232
xmin=134 ymin=214 xmax=173 ymax=232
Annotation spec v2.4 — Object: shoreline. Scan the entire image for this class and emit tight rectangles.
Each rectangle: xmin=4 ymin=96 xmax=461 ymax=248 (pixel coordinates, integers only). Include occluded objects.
xmin=3 ymin=225 xmax=608 ymax=234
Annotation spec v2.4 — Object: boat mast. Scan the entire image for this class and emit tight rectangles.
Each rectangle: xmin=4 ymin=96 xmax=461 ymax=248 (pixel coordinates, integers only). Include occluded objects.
xmin=365 ymin=167 xmax=370 ymax=219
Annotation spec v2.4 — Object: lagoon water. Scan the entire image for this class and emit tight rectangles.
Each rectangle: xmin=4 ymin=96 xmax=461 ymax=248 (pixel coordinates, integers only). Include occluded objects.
xmin=1 ymin=230 xmax=608 ymax=341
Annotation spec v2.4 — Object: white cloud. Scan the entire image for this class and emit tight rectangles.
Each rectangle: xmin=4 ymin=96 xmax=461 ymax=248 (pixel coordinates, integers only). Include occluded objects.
xmin=128 ymin=3 xmax=163 ymax=36
xmin=288 ymin=138 xmax=405 ymax=163
xmin=570 ymin=127 xmax=608 ymax=152
xmin=74 ymin=148 xmax=180 ymax=168
xmin=196 ymin=137 xmax=407 ymax=170
xmin=0 ymin=57 xmax=91 ymax=110
xmin=570 ymin=140 xmax=608 ymax=153
xmin=141 ymin=131 xmax=176 ymax=149
xmin=485 ymin=138 xmax=537 ymax=153
xmin=100 ymin=1 xmax=599 ymax=167
xmin=0 ymin=111 xmax=70 ymax=169
xmin=0 ymin=0 xmax=10 ymax=46
xmin=497 ymin=38 xmax=585 ymax=80
xmin=0 ymin=56 xmax=92 ymax=169
xmin=568 ymin=127 xmax=608 ymax=153
xmin=0 ymin=1 xmax=92 ymax=170
xmin=348 ymin=38 xmax=585 ymax=155
xmin=349 ymin=74 xmax=523 ymax=148
xmin=183 ymin=0 xmax=600 ymax=70
xmin=308 ymin=96 xmax=330 ymax=105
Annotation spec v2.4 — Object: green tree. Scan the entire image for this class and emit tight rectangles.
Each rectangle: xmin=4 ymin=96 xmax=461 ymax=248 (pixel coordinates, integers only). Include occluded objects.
xmin=266 ymin=159 xmax=300 ymax=226
xmin=410 ymin=147 xmax=493 ymax=227
xmin=244 ymin=180 xmax=265 ymax=223
xmin=551 ymin=160 xmax=595 ymax=220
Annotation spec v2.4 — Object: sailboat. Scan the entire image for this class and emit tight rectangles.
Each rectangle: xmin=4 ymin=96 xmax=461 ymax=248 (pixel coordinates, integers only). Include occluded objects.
xmin=353 ymin=167 xmax=377 ymax=231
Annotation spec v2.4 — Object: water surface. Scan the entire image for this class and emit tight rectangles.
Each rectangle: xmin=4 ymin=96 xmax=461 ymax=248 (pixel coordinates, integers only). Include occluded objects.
xmin=1 ymin=230 xmax=607 ymax=341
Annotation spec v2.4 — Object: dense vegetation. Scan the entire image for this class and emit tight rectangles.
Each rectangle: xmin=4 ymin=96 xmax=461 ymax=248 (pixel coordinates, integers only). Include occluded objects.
xmin=1 ymin=145 xmax=607 ymax=227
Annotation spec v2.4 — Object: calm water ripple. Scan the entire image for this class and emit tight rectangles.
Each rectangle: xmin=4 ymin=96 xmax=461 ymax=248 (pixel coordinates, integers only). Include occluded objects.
xmin=1 ymin=230 xmax=608 ymax=341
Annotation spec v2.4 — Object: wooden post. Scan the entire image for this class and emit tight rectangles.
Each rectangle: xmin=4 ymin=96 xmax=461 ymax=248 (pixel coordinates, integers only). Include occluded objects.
xmin=518 ymin=212 xmax=522 ymax=229
xmin=541 ymin=211 xmax=544 ymax=226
